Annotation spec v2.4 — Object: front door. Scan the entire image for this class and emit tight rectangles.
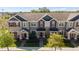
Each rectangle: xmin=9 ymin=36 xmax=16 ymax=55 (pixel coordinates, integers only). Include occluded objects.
xmin=13 ymin=32 xmax=17 ymax=39
xmin=39 ymin=32 xmax=43 ymax=37
xmin=70 ymin=33 xmax=75 ymax=41
xmin=77 ymin=35 xmax=79 ymax=40
xmin=22 ymin=33 xmax=27 ymax=40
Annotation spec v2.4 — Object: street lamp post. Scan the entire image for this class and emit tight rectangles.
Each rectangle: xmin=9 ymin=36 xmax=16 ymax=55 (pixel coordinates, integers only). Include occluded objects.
xmin=2 ymin=9 xmax=4 ymax=19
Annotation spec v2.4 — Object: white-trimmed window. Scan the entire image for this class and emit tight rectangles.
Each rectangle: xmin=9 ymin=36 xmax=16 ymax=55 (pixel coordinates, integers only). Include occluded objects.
xmin=30 ymin=22 xmax=37 ymax=27
xmin=31 ymin=23 xmax=36 ymax=26
xmin=59 ymin=22 xmax=64 ymax=27
xmin=23 ymin=22 xmax=28 ymax=27
xmin=69 ymin=22 xmax=73 ymax=27
xmin=76 ymin=22 xmax=79 ymax=27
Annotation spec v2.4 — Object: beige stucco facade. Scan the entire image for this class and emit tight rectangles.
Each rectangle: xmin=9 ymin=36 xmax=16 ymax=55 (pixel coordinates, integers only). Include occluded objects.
xmin=8 ymin=13 xmax=79 ymax=40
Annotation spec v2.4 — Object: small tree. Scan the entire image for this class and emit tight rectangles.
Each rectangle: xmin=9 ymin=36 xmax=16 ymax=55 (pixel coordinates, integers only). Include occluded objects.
xmin=31 ymin=7 xmax=50 ymax=13
xmin=45 ymin=33 xmax=65 ymax=51
xmin=0 ymin=28 xmax=16 ymax=51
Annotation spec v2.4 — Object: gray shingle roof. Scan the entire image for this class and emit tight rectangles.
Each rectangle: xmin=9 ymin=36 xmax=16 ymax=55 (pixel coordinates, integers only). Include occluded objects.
xmin=16 ymin=13 xmax=70 ymax=21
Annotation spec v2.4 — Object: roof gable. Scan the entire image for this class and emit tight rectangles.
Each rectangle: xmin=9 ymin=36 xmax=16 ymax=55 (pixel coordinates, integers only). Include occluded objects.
xmin=9 ymin=17 xmax=19 ymax=21
xmin=69 ymin=15 xmax=79 ymax=21
xmin=68 ymin=28 xmax=77 ymax=33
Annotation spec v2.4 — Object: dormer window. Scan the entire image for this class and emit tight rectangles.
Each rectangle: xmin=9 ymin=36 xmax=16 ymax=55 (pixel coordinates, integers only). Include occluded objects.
xmin=43 ymin=15 xmax=52 ymax=21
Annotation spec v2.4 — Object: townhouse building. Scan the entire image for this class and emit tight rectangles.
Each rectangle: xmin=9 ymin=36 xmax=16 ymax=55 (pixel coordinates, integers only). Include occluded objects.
xmin=8 ymin=13 xmax=79 ymax=41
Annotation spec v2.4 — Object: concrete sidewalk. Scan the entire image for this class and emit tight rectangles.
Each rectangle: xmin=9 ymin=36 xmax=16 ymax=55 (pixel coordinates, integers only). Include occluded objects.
xmin=0 ymin=47 xmax=79 ymax=51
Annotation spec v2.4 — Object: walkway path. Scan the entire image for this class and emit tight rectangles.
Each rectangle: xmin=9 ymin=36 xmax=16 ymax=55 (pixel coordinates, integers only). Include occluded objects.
xmin=70 ymin=40 xmax=77 ymax=47
xmin=39 ymin=39 xmax=43 ymax=47
xmin=20 ymin=40 xmax=26 ymax=47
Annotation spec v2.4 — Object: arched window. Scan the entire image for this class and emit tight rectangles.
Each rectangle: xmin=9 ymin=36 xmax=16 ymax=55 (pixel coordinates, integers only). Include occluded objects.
xmin=50 ymin=20 xmax=56 ymax=28
xmin=38 ymin=20 xmax=45 ymax=28
xmin=77 ymin=35 xmax=79 ymax=39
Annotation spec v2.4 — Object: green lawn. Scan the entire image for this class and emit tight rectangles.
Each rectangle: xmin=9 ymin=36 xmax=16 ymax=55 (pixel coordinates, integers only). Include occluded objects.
xmin=15 ymin=40 xmax=22 ymax=47
xmin=63 ymin=40 xmax=75 ymax=47
xmin=15 ymin=39 xmax=77 ymax=47
xmin=24 ymin=39 xmax=39 ymax=47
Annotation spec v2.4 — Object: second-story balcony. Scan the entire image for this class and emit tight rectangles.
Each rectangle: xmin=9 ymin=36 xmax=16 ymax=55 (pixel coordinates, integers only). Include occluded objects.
xmin=8 ymin=22 xmax=20 ymax=27
xmin=37 ymin=27 xmax=46 ymax=31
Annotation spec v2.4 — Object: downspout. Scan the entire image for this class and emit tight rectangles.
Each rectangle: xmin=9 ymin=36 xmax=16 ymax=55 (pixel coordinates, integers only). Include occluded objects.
xmin=73 ymin=21 xmax=75 ymax=29
xmin=28 ymin=22 xmax=31 ymax=32
xmin=64 ymin=22 xmax=67 ymax=38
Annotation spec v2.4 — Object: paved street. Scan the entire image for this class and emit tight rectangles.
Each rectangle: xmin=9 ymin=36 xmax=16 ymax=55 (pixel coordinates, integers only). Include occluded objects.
xmin=1 ymin=47 xmax=79 ymax=51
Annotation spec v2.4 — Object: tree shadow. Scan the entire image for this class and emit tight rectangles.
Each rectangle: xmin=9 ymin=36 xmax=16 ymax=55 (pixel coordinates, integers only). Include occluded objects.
xmin=64 ymin=39 xmax=77 ymax=48
xmin=17 ymin=47 xmax=42 ymax=51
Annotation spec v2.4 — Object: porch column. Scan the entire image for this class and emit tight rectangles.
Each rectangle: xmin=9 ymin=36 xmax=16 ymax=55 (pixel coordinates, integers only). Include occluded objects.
xmin=26 ymin=32 xmax=29 ymax=39
xmin=20 ymin=34 xmax=22 ymax=40
xmin=75 ymin=34 xmax=77 ymax=40
xmin=68 ymin=33 xmax=70 ymax=40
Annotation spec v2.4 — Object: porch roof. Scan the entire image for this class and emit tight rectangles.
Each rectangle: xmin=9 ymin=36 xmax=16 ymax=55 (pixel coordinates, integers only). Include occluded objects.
xmin=20 ymin=28 xmax=29 ymax=32
xmin=66 ymin=28 xmax=78 ymax=33
xmin=50 ymin=27 xmax=59 ymax=31
xmin=66 ymin=28 xmax=72 ymax=32
xmin=37 ymin=28 xmax=46 ymax=31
